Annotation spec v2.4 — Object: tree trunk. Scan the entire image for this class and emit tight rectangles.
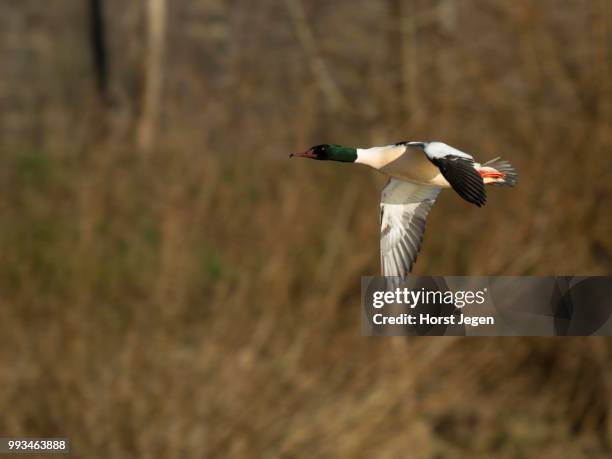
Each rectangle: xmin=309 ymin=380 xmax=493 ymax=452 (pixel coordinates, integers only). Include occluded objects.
xmin=89 ymin=0 xmax=108 ymax=103
xmin=138 ymin=0 xmax=167 ymax=153
xmin=389 ymin=0 xmax=419 ymax=124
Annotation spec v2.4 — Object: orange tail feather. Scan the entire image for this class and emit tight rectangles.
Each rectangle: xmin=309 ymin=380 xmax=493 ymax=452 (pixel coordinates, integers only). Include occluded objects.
xmin=478 ymin=170 xmax=506 ymax=179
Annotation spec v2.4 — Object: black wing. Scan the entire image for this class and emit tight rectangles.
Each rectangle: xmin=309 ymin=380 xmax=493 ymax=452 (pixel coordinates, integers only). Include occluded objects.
xmin=430 ymin=155 xmax=486 ymax=207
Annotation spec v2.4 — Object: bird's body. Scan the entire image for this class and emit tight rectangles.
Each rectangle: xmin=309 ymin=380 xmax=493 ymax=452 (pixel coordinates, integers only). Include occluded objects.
xmin=290 ymin=141 xmax=517 ymax=277
xmin=356 ymin=142 xmax=450 ymax=187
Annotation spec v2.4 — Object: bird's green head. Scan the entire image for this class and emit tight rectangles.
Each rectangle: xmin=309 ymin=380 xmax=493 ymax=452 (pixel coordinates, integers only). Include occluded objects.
xmin=290 ymin=144 xmax=357 ymax=162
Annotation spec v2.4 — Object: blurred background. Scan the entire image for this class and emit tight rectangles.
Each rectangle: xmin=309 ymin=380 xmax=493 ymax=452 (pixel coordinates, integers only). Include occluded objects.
xmin=1 ymin=0 xmax=611 ymax=457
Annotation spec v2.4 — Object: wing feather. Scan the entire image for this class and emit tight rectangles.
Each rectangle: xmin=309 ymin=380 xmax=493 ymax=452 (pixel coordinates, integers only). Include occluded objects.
xmin=430 ymin=155 xmax=486 ymax=207
xmin=380 ymin=179 xmax=441 ymax=278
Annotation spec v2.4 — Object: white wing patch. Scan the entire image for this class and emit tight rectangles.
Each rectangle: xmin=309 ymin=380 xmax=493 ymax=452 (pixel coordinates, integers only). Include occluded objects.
xmin=424 ymin=142 xmax=473 ymax=160
xmin=380 ymin=179 xmax=441 ymax=278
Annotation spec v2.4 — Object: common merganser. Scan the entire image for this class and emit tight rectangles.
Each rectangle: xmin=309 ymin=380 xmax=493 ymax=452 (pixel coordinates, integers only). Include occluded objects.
xmin=290 ymin=141 xmax=517 ymax=277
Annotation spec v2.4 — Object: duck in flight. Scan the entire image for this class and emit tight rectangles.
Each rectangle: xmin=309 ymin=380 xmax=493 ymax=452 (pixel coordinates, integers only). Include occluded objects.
xmin=290 ymin=141 xmax=517 ymax=278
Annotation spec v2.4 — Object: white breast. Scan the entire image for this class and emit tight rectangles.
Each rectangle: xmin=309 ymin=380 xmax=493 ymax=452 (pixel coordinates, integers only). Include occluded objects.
xmin=355 ymin=145 xmax=406 ymax=169
xmin=356 ymin=144 xmax=450 ymax=187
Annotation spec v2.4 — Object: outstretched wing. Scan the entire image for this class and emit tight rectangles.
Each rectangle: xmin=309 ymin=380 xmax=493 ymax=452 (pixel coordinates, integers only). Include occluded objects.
xmin=429 ymin=155 xmax=486 ymax=207
xmin=380 ymin=179 xmax=441 ymax=278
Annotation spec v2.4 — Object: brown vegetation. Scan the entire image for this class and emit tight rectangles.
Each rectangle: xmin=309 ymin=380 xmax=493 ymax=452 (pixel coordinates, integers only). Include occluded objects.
xmin=0 ymin=0 xmax=611 ymax=457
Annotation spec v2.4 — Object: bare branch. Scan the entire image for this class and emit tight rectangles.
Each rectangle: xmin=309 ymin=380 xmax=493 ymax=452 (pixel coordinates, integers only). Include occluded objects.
xmin=284 ymin=0 xmax=347 ymax=111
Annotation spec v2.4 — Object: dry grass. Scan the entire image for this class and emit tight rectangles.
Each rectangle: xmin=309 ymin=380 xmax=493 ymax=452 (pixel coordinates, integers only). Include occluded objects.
xmin=1 ymin=0 xmax=612 ymax=457
xmin=1 ymin=144 xmax=611 ymax=458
